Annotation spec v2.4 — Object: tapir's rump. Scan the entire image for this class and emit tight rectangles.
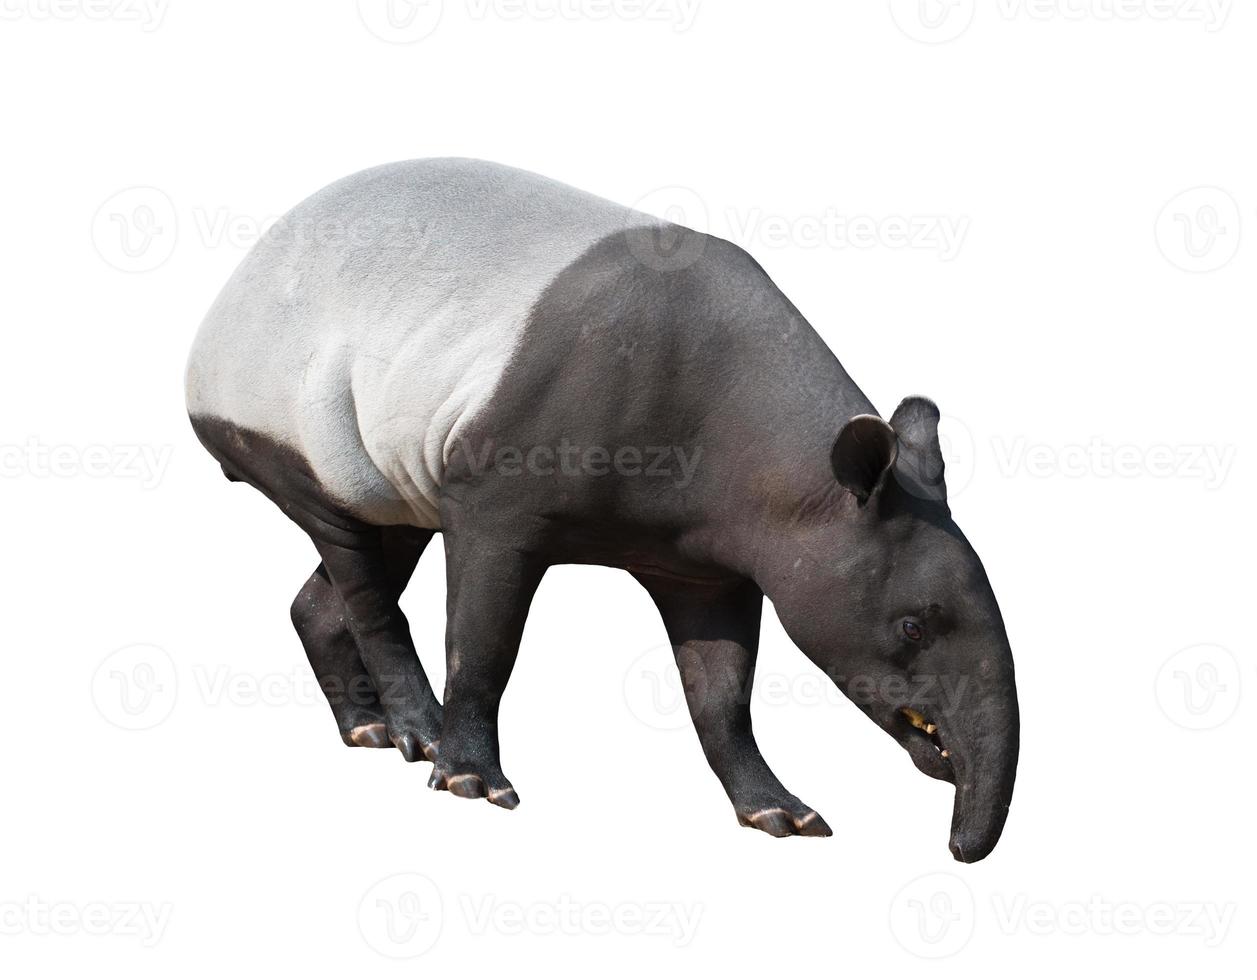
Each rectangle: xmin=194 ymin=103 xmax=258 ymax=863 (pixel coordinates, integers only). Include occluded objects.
xmin=185 ymin=158 xmax=661 ymax=528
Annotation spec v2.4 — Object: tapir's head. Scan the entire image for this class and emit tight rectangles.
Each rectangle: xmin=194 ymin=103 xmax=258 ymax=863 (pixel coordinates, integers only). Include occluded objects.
xmin=776 ymin=396 xmax=1018 ymax=862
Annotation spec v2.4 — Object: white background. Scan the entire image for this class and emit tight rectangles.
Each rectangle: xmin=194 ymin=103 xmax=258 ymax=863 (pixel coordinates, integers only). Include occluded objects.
xmin=1 ymin=0 xmax=1252 ymax=974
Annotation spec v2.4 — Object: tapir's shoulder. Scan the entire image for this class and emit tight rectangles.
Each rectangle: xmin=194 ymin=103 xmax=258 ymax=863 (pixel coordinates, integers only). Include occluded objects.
xmin=527 ymin=220 xmax=793 ymax=346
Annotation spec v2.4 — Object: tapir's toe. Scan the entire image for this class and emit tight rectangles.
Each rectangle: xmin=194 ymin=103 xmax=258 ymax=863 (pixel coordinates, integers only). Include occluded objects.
xmin=738 ymin=806 xmax=832 ymax=838
xmin=392 ymin=732 xmax=424 ymax=762
xmin=446 ymin=773 xmax=486 ymax=799
xmin=340 ymin=720 xmax=438 ymax=759
xmin=389 ymin=730 xmax=440 ymax=763
xmin=342 ymin=723 xmax=391 ymax=749
xmin=487 ymin=786 xmax=520 ymax=809
xmin=794 ymin=810 xmax=833 ymax=837
xmin=741 ymin=809 xmax=795 ymax=837
xmin=429 ymin=761 xmax=519 ymax=809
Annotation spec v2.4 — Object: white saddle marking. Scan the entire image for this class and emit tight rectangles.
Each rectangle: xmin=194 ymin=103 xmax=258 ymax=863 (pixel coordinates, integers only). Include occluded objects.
xmin=186 ymin=158 xmax=659 ymax=527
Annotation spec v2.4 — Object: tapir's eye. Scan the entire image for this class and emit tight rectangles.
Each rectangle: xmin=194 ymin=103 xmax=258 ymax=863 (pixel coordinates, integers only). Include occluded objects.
xmin=902 ymin=619 xmax=924 ymax=642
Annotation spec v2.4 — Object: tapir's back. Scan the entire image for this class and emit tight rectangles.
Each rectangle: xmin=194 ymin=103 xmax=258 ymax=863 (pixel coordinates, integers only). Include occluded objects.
xmin=186 ymin=158 xmax=658 ymax=527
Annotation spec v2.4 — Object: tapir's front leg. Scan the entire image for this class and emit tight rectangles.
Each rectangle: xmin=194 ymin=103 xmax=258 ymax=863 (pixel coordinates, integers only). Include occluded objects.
xmin=639 ymin=577 xmax=832 ymax=838
xmin=427 ymin=524 xmax=546 ymax=809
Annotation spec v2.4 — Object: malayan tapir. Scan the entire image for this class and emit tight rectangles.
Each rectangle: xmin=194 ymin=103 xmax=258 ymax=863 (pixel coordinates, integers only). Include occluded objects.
xmin=186 ymin=158 xmax=1019 ymax=862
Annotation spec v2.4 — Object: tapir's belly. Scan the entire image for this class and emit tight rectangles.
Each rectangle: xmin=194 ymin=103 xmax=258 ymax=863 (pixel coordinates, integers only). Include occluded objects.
xmin=185 ymin=159 xmax=657 ymax=528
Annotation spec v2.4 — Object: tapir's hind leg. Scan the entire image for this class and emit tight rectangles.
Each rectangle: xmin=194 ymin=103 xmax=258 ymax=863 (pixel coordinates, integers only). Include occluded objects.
xmin=291 ymin=527 xmax=433 ymax=749
xmin=427 ymin=518 xmax=547 ymax=809
xmin=312 ymin=527 xmax=444 ymax=764
xmin=292 ymin=564 xmax=387 ymax=747
xmin=188 ymin=417 xmax=444 ymax=763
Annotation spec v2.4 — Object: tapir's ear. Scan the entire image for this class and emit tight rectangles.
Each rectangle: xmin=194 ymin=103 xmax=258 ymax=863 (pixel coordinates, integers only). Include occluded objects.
xmin=889 ymin=395 xmax=947 ymax=503
xmin=831 ymin=414 xmax=898 ymax=503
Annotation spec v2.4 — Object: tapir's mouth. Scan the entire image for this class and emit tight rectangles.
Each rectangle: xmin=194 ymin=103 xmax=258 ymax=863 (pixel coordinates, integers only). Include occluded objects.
xmin=901 ymin=707 xmax=948 ymax=756
xmin=898 ymin=706 xmax=955 ymax=782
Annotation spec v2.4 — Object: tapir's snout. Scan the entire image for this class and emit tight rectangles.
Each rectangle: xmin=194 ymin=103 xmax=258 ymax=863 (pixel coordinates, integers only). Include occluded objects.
xmin=884 ymin=642 xmax=1018 ymax=863
xmin=939 ymin=654 xmax=1019 ymax=864
xmin=946 ymin=714 xmax=1019 ymax=862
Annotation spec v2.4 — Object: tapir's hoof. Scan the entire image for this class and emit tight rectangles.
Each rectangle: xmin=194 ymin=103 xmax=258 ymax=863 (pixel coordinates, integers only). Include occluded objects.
xmin=342 ymin=723 xmax=391 ymax=749
xmin=391 ymin=732 xmax=440 ymax=764
xmin=429 ymin=764 xmax=519 ymax=809
xmin=737 ymin=807 xmax=832 ymax=838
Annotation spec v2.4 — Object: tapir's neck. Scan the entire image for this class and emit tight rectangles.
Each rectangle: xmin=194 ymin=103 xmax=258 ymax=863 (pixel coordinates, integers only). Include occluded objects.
xmin=674 ymin=290 xmax=877 ymax=586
